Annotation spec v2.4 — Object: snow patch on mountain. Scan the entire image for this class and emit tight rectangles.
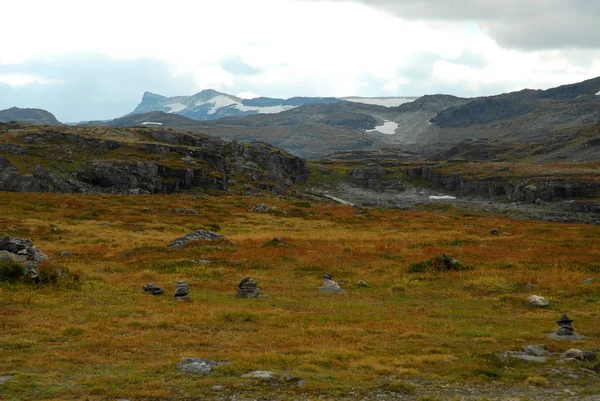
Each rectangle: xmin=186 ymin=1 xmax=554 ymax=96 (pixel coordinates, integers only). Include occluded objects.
xmin=204 ymin=95 xmax=239 ymax=114
xmin=366 ymin=120 xmax=398 ymax=135
xmin=235 ymin=104 xmax=296 ymax=114
xmin=166 ymin=103 xmax=187 ymax=113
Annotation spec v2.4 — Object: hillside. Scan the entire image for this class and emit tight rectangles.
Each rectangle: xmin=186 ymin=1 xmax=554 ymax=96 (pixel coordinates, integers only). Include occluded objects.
xmin=0 ymin=122 xmax=307 ymax=194
xmin=0 ymin=107 xmax=63 ymax=126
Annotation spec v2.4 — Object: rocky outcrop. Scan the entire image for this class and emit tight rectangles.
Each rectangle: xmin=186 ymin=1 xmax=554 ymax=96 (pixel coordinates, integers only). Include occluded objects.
xmin=0 ymin=123 xmax=308 ymax=195
xmin=348 ymin=166 xmax=405 ymax=191
xmin=404 ymin=166 xmax=600 ymax=205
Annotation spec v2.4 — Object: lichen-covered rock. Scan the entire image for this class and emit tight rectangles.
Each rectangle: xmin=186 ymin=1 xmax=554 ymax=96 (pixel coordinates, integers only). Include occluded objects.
xmin=527 ymin=295 xmax=549 ymax=307
xmin=0 ymin=235 xmax=49 ymax=280
xmin=167 ymin=229 xmax=233 ymax=248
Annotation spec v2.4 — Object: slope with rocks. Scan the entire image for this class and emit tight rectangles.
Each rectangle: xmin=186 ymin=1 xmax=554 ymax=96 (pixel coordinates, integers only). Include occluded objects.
xmin=0 ymin=122 xmax=307 ymax=194
xmin=0 ymin=107 xmax=63 ymax=126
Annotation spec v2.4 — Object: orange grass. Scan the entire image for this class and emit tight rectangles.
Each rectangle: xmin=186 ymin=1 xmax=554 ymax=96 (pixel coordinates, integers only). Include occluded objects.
xmin=0 ymin=191 xmax=599 ymax=400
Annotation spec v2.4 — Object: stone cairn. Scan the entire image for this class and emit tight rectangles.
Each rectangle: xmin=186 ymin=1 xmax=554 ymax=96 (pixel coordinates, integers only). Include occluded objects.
xmin=174 ymin=281 xmax=191 ymax=301
xmin=556 ymin=314 xmax=575 ymax=336
xmin=0 ymin=235 xmax=49 ymax=280
xmin=319 ymin=272 xmax=346 ymax=293
xmin=236 ymin=277 xmax=261 ymax=298
xmin=142 ymin=282 xmax=164 ymax=295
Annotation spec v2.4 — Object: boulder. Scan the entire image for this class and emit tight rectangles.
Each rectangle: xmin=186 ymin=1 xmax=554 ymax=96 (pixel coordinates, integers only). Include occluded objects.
xmin=319 ymin=273 xmax=346 ymax=293
xmin=357 ymin=280 xmax=370 ymax=288
xmin=490 ymin=227 xmax=499 ymax=236
xmin=527 ymin=295 xmax=549 ymax=307
xmin=561 ymin=349 xmax=584 ymax=361
xmin=167 ymin=229 xmax=233 ymax=248
xmin=142 ymin=282 xmax=164 ymax=295
xmin=251 ymin=203 xmax=271 ymax=212
xmin=0 ymin=235 xmax=49 ymax=280
xmin=177 ymin=358 xmax=219 ymax=375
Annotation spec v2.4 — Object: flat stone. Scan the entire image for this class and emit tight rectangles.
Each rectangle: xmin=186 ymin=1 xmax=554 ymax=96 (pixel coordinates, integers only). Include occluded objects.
xmin=505 ymin=352 xmax=547 ymax=363
xmin=241 ymin=370 xmax=275 ymax=379
xmin=357 ymin=280 xmax=370 ymax=288
xmin=177 ymin=358 xmax=219 ymax=375
xmin=546 ymin=332 xmax=587 ymax=341
xmin=523 ymin=344 xmax=547 ymax=357
xmin=0 ymin=375 xmax=13 ymax=385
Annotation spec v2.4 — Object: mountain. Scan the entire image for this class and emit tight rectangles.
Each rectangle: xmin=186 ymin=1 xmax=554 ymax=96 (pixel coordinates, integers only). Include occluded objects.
xmin=130 ymin=90 xmax=344 ymax=121
xmin=0 ymin=107 xmax=63 ymax=126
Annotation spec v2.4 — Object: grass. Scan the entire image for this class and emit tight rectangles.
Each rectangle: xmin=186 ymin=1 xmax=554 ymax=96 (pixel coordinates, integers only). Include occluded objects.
xmin=0 ymin=191 xmax=599 ymax=400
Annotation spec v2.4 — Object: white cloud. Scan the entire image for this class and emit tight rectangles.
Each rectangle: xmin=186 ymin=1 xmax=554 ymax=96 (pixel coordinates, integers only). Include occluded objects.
xmin=0 ymin=73 xmax=53 ymax=87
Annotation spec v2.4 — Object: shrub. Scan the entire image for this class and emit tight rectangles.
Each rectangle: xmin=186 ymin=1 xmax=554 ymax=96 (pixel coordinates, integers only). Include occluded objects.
xmin=408 ymin=254 xmax=471 ymax=273
xmin=0 ymin=260 xmax=25 ymax=282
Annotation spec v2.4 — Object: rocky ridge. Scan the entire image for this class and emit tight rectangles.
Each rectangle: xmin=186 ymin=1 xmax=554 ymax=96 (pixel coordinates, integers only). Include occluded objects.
xmin=0 ymin=122 xmax=308 ymax=194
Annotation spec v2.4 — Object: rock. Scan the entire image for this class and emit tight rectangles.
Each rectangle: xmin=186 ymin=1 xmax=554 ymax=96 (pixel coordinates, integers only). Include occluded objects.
xmin=524 ymin=282 xmax=533 ymax=289
xmin=527 ymin=295 xmax=549 ymax=307
xmin=0 ymin=250 xmax=17 ymax=263
xmin=561 ymin=349 xmax=584 ymax=361
xmin=242 ymin=370 xmax=275 ymax=379
xmin=251 ymin=203 xmax=271 ymax=212
xmin=60 ymin=251 xmax=71 ymax=257
xmin=262 ymin=237 xmax=291 ymax=248
xmin=490 ymin=227 xmax=499 ymax=236
xmin=0 ymin=235 xmax=49 ymax=280
xmin=174 ymin=281 xmax=190 ymax=301
xmin=523 ymin=344 xmax=547 ymax=357
xmin=583 ymin=278 xmax=594 ymax=284
xmin=0 ymin=375 xmax=13 ymax=385
xmin=177 ymin=357 xmax=219 ymax=375
xmin=171 ymin=208 xmax=198 ymax=215
xmin=357 ymin=280 xmax=370 ymax=288
xmin=236 ymin=277 xmax=262 ymax=298
xmin=582 ymin=350 xmax=597 ymax=361
xmin=142 ymin=282 xmax=164 ymax=295
xmin=167 ymin=229 xmax=233 ymax=248
xmin=507 ymin=353 xmax=548 ymax=363
xmin=319 ymin=273 xmax=346 ymax=293
xmin=547 ymin=332 xmax=587 ymax=341
xmin=191 ymin=259 xmax=211 ymax=264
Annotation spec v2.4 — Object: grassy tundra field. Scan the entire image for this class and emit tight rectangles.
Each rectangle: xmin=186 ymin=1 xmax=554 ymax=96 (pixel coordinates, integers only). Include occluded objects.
xmin=1 ymin=191 xmax=599 ymax=400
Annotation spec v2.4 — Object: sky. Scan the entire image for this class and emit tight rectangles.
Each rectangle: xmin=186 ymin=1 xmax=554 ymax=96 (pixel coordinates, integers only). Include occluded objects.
xmin=1 ymin=0 xmax=600 ymax=122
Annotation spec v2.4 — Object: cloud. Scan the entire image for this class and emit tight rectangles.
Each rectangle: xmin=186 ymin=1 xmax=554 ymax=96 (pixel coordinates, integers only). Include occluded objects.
xmin=314 ymin=0 xmax=600 ymax=50
xmin=1 ymin=0 xmax=600 ymax=121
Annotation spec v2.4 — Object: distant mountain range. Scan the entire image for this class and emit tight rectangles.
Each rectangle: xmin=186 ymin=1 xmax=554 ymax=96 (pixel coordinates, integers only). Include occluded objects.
xmin=0 ymin=107 xmax=62 ymax=126
xmin=129 ymin=89 xmax=415 ymax=121
xmin=4 ymin=77 xmax=600 ymax=161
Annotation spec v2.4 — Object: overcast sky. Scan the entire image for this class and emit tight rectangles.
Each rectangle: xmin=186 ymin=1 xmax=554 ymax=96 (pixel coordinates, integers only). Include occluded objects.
xmin=1 ymin=0 xmax=600 ymax=121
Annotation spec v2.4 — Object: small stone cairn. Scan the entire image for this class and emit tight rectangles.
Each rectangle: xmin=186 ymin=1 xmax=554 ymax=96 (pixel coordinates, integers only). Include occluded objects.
xmin=548 ymin=314 xmax=586 ymax=340
xmin=142 ymin=282 xmax=164 ymax=295
xmin=236 ymin=277 xmax=262 ymax=298
xmin=174 ymin=281 xmax=191 ymax=301
xmin=319 ymin=272 xmax=346 ymax=293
